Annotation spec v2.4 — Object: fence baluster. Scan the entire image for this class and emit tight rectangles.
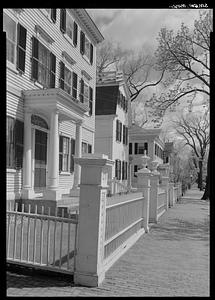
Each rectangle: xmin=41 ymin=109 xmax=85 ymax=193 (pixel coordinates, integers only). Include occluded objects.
xmin=46 ymin=207 xmax=51 ymax=266
xmin=40 ymin=206 xmax=44 ymax=265
xmin=7 ymin=202 xmax=12 ymax=258
xmin=33 ymin=205 xmax=38 ymax=263
xmin=52 ymin=207 xmax=57 ymax=266
xmin=59 ymin=209 xmax=64 ymax=268
xmin=12 ymin=203 xmax=18 ymax=260
xmin=67 ymin=216 xmax=71 ymax=270
xmin=26 ymin=204 xmax=31 ymax=262
xmin=20 ymin=204 xmax=24 ymax=260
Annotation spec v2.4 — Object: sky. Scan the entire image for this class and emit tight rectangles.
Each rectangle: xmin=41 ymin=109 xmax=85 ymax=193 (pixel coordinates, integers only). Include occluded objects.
xmin=88 ymin=8 xmax=210 ymax=133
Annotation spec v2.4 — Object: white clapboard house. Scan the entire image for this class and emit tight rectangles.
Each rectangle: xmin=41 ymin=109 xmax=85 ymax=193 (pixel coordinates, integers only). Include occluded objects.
xmin=5 ymin=8 xmax=104 ymax=209
xmin=95 ymin=71 xmax=131 ymax=194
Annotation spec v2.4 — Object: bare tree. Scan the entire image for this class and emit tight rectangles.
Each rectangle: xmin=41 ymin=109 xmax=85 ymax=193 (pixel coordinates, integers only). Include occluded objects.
xmin=147 ymin=10 xmax=211 ymax=117
xmin=171 ymin=110 xmax=209 ymax=191
xmin=96 ymin=41 xmax=166 ymax=104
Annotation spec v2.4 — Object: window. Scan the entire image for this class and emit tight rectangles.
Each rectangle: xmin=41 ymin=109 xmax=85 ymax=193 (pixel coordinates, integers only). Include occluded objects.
xmin=135 ymin=142 xmax=148 ymax=155
xmin=3 ymin=12 xmax=27 ymax=72
xmin=116 ymin=120 xmax=122 ymax=142
xmin=123 ymin=125 xmax=128 ymax=145
xmin=59 ymin=61 xmax=77 ymax=99
xmin=59 ymin=136 xmax=70 ymax=172
xmin=60 ymin=9 xmax=78 ymax=46
xmin=3 ymin=13 xmax=16 ymax=65
xmin=6 ymin=116 xmax=24 ymax=169
xmin=44 ymin=9 xmax=56 ymax=23
xmin=129 ymin=142 xmax=132 ymax=155
xmin=31 ymin=37 xmax=56 ymax=88
xmin=82 ymin=142 xmax=92 ymax=154
xmin=134 ymin=165 xmax=138 ymax=177
xmin=79 ymin=79 xmax=89 ymax=105
xmin=115 ymin=159 xmax=121 ymax=180
xmin=122 ymin=161 xmax=128 ymax=180
xmin=80 ymin=30 xmax=93 ymax=64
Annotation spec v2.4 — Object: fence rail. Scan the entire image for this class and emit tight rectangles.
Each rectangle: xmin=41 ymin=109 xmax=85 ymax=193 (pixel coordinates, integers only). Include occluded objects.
xmin=6 ymin=203 xmax=78 ymax=274
xmin=104 ymin=195 xmax=144 ymax=260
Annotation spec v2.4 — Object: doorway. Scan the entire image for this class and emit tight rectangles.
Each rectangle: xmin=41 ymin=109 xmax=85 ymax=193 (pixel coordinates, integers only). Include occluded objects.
xmin=34 ymin=129 xmax=47 ymax=189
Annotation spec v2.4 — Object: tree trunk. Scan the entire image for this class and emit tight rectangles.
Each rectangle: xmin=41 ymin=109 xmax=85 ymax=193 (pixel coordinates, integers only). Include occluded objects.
xmin=198 ymin=159 xmax=203 ymax=191
xmin=202 ymin=148 xmax=210 ymax=200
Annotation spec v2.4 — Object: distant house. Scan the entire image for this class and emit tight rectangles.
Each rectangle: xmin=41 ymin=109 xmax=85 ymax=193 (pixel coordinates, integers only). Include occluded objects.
xmin=95 ymin=71 xmax=131 ymax=194
xmin=129 ymin=124 xmax=165 ymax=187
xmin=5 ymin=8 xmax=104 ymax=208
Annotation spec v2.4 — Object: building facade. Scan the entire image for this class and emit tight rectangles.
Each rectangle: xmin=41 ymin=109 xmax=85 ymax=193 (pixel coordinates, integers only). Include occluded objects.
xmin=95 ymin=71 xmax=131 ymax=194
xmin=5 ymin=8 xmax=104 ymax=206
xmin=129 ymin=124 xmax=164 ymax=187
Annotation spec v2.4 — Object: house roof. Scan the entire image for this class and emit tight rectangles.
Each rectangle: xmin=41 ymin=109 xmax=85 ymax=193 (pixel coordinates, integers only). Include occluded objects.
xmin=129 ymin=124 xmax=162 ymax=137
xmin=95 ymin=85 xmax=119 ymax=115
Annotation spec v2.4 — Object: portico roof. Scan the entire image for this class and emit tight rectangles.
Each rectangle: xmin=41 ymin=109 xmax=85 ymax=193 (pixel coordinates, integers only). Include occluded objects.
xmin=23 ymin=88 xmax=88 ymax=123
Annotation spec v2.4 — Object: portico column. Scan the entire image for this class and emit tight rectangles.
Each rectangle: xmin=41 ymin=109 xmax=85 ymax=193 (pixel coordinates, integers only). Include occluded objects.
xmin=73 ymin=121 xmax=82 ymax=190
xmin=44 ymin=109 xmax=61 ymax=201
xmin=21 ymin=109 xmax=34 ymax=199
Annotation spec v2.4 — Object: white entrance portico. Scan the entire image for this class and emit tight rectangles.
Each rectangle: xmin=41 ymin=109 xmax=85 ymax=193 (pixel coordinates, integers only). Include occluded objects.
xmin=21 ymin=88 xmax=88 ymax=202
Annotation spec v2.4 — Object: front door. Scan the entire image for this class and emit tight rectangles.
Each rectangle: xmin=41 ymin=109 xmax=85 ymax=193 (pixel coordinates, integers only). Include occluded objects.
xmin=34 ymin=129 xmax=47 ymax=189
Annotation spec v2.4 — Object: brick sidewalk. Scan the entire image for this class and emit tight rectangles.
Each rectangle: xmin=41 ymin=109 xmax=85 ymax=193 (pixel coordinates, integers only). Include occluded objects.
xmin=6 ymin=189 xmax=209 ymax=297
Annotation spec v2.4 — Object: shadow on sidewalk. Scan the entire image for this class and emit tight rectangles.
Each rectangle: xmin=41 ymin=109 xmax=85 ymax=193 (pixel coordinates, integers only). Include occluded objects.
xmin=150 ymin=217 xmax=209 ymax=242
xmin=7 ymin=266 xmax=75 ymax=289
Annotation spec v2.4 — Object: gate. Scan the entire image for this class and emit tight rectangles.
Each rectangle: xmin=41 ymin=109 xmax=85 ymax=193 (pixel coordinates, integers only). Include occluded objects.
xmin=6 ymin=203 xmax=78 ymax=275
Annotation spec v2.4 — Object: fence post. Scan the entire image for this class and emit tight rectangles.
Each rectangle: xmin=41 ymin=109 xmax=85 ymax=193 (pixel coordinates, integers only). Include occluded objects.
xmin=136 ymin=152 xmax=151 ymax=233
xmin=150 ymin=171 xmax=160 ymax=223
xmin=74 ymin=154 xmax=114 ymax=287
xmin=160 ymin=176 xmax=169 ymax=210
xmin=169 ymin=182 xmax=174 ymax=207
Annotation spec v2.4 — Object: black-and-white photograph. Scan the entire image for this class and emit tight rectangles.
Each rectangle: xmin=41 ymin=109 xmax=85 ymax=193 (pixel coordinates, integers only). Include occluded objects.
xmin=5 ymin=7 xmax=210 ymax=297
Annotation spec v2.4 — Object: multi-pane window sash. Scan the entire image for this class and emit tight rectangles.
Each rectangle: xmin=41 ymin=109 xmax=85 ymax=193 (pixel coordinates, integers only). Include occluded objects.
xmin=135 ymin=142 xmax=148 ymax=155
xmin=79 ymin=79 xmax=89 ymax=105
xmin=60 ymin=9 xmax=78 ymax=46
xmin=31 ymin=37 xmax=56 ymax=88
xmin=6 ymin=116 xmax=24 ymax=169
xmin=59 ymin=136 xmax=70 ymax=172
xmin=116 ymin=120 xmax=122 ymax=142
xmin=80 ymin=30 xmax=93 ymax=64
xmin=115 ymin=159 xmax=121 ymax=180
xmin=3 ymin=13 xmax=27 ymax=72
xmin=82 ymin=142 xmax=92 ymax=154
xmin=59 ymin=61 xmax=78 ymax=99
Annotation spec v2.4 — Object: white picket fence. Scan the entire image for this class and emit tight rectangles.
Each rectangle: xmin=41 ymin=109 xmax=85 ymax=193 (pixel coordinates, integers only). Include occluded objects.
xmin=6 ymin=203 xmax=78 ymax=275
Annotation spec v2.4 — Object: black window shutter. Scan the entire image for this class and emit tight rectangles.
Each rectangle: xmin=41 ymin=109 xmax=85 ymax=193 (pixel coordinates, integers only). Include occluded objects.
xmin=80 ymin=78 xmax=84 ymax=102
xmin=119 ymin=160 xmax=121 ymax=180
xmin=73 ymin=21 xmax=78 ymax=46
xmin=50 ymin=53 xmax=56 ymax=88
xmin=129 ymin=143 xmax=132 ymax=154
xmin=14 ymin=120 xmax=24 ymax=169
xmin=135 ymin=143 xmax=138 ymax=154
xmin=80 ymin=31 xmax=85 ymax=54
xmin=119 ymin=122 xmax=122 ymax=142
xmin=89 ymin=87 xmax=93 ymax=115
xmin=88 ymin=144 xmax=92 ymax=153
xmin=72 ymin=72 xmax=78 ymax=99
xmin=51 ymin=9 xmax=56 ymax=23
xmin=17 ymin=23 xmax=27 ymax=73
xmin=144 ymin=142 xmax=148 ymax=152
xmin=31 ymin=36 xmax=39 ymax=81
xmin=59 ymin=61 xmax=65 ymax=90
xmin=116 ymin=120 xmax=119 ymax=141
xmin=90 ymin=43 xmax=93 ymax=64
xmin=70 ymin=138 xmax=75 ymax=173
xmin=60 ymin=9 xmax=66 ymax=33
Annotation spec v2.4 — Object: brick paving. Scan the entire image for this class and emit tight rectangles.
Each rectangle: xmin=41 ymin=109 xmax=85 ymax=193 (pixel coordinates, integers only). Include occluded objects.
xmin=6 ymin=187 xmax=209 ymax=297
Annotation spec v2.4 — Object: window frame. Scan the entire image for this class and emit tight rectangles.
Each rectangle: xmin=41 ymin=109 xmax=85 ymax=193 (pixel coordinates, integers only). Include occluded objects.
xmin=3 ymin=11 xmax=18 ymax=70
xmin=59 ymin=135 xmax=70 ymax=172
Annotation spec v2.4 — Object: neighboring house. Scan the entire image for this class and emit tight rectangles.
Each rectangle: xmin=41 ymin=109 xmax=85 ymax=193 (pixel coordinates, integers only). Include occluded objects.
xmin=5 ymin=8 xmax=104 ymax=207
xmin=129 ymin=124 xmax=164 ymax=187
xmin=95 ymin=71 xmax=131 ymax=194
